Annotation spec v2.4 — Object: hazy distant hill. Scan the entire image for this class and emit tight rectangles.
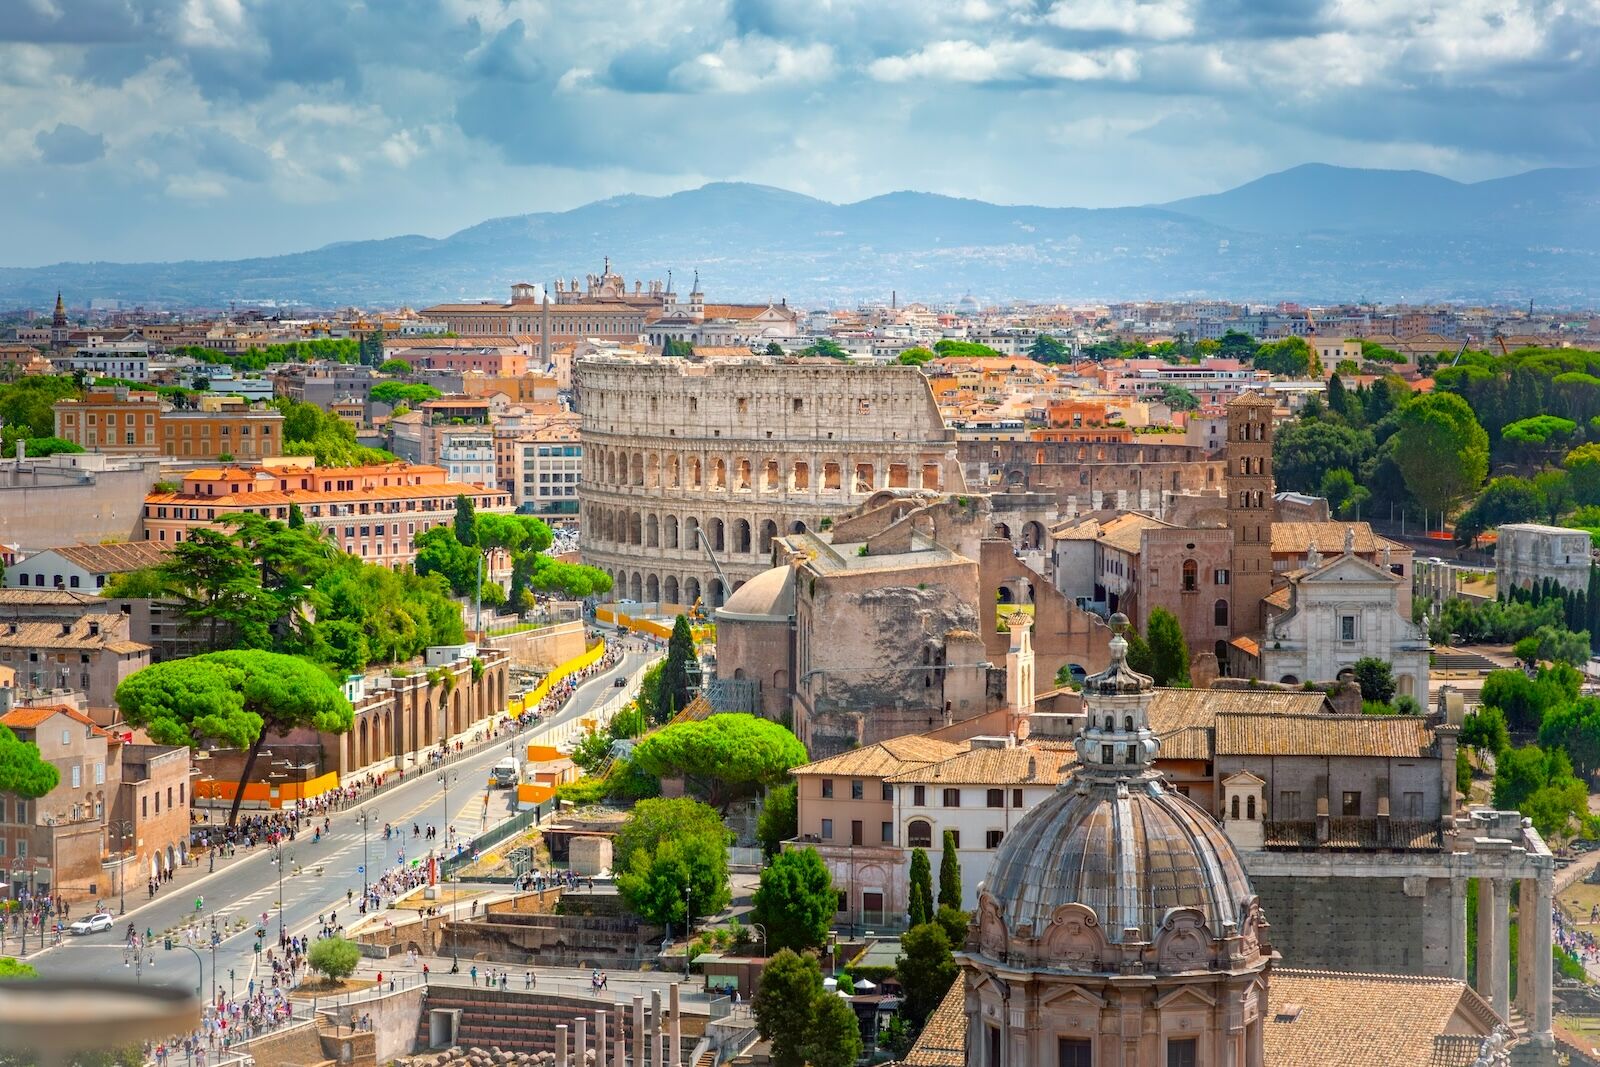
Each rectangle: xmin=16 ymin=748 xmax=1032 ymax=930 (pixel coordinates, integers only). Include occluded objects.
xmin=3 ymin=164 xmax=1596 ymax=309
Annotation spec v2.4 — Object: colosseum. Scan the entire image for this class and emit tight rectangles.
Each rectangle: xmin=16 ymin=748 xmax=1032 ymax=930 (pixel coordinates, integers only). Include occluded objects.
xmin=577 ymin=355 xmax=960 ymax=607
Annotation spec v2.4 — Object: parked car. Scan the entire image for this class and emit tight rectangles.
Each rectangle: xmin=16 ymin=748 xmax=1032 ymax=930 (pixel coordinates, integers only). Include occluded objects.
xmin=69 ymin=912 xmax=114 ymax=935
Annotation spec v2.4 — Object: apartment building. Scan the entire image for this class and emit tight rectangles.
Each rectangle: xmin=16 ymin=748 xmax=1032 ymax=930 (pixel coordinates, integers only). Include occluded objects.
xmin=513 ymin=425 xmax=583 ymax=518
xmin=51 ymin=341 xmax=150 ymax=381
xmin=0 ymin=701 xmax=113 ymax=899
xmin=3 ymin=542 xmax=170 ymax=593
xmin=54 ymin=388 xmax=284 ymax=461
xmin=0 ymin=611 xmax=151 ymax=708
xmin=140 ymin=460 xmax=512 ymax=567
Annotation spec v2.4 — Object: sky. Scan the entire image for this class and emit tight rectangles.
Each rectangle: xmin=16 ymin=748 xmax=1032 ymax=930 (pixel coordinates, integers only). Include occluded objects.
xmin=2 ymin=0 xmax=1597 ymax=267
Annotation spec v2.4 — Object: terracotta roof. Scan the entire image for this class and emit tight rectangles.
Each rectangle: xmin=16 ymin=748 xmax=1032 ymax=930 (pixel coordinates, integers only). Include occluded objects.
xmin=1098 ymin=513 xmax=1173 ymax=554
xmin=901 ymin=978 xmax=965 ymax=1066
xmin=1229 ymin=635 xmax=1262 ymax=657
xmin=1 ymin=703 xmax=106 ymax=736
xmin=1265 ymin=969 xmax=1499 ymax=1067
xmin=1215 ymin=712 xmax=1436 ymax=758
xmin=0 ymin=589 xmax=106 ymax=608
xmin=1156 ymin=725 xmax=1214 ymax=760
xmin=793 ymin=735 xmax=966 ymax=779
xmin=1227 ymin=391 xmax=1275 ymax=407
xmin=701 ymin=304 xmax=786 ymax=321
xmin=0 ymin=619 xmax=148 ymax=654
xmin=1271 ymin=521 xmax=1394 ymax=556
xmin=886 ymin=746 xmax=1072 ymax=786
xmin=146 ymin=479 xmax=503 ymax=508
xmin=43 ymin=542 xmax=170 ymax=574
xmin=1147 ymin=687 xmax=1330 ymax=733
xmin=1264 ymin=586 xmax=1292 ymax=611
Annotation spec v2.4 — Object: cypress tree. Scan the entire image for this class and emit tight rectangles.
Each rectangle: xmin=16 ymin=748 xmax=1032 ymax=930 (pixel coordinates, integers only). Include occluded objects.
xmin=908 ymin=848 xmax=933 ymax=927
xmin=938 ymin=829 xmax=962 ymax=911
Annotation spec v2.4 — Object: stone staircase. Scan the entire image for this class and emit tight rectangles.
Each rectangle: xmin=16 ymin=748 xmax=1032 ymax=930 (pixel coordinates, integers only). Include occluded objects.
xmin=415 ymin=986 xmax=699 ymax=1061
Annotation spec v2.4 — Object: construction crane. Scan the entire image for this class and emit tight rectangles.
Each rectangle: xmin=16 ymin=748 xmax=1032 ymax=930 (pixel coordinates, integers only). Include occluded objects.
xmin=1449 ymin=337 xmax=1472 ymax=367
xmin=696 ymin=526 xmax=732 ymax=601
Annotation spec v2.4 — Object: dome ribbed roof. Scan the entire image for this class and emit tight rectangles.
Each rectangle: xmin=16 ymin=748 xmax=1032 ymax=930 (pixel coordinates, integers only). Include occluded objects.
xmin=714 ymin=565 xmax=793 ymax=622
xmin=983 ymin=772 xmax=1255 ymax=946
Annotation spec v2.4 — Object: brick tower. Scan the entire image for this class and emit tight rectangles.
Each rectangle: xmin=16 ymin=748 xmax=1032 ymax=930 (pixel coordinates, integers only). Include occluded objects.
xmin=1226 ymin=391 xmax=1276 ymax=634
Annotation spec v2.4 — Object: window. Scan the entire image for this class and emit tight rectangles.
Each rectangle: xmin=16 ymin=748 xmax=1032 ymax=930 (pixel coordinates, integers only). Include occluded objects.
xmin=141 ymin=795 xmax=147 ymax=818
xmin=881 ymin=821 xmax=894 ymax=843
xmin=60 ymin=729 xmax=70 ymax=747
xmin=94 ymin=763 xmax=104 ymax=785
xmin=881 ymin=782 xmax=893 ymax=802
xmin=1167 ymin=1037 xmax=1198 ymax=1067
xmin=987 ymin=788 xmax=1004 ymax=808
xmin=942 ymin=788 xmax=961 ymax=808
xmin=70 ymin=765 xmax=80 ymax=789
xmin=907 ymin=820 xmax=932 ymax=848
xmin=1013 ymin=789 xmax=1023 ymax=808
xmin=1341 ymin=614 xmax=1357 ymax=641
xmin=986 ymin=829 xmax=1004 ymax=849
xmin=1279 ymin=790 xmax=1299 ymax=819
xmin=987 ymin=1026 xmax=1001 ymax=1067
xmin=1213 ymin=568 xmax=1230 ymax=585
xmin=1059 ymin=1037 xmax=1092 ymax=1067
xmin=1404 ymin=791 xmax=1423 ymax=818
xmin=1181 ymin=558 xmax=1198 ymax=592
xmin=1342 ymin=791 xmax=1362 ymax=816
xmin=913 ymin=785 xmax=926 ymax=806
xmin=851 ymin=780 xmax=863 ymax=800
xmin=851 ymin=820 xmax=863 ymax=845
xmin=14 ymin=840 xmax=23 ymax=860
xmin=820 ymin=818 xmax=832 ymax=840
xmin=0 ymin=840 xmax=6 ymax=857
xmin=820 ymin=778 xmax=833 ymax=798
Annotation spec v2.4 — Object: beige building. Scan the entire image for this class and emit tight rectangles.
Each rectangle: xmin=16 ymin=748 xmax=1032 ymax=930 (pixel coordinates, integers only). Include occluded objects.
xmin=0 ymin=610 xmax=150 ymax=709
xmin=578 ymin=356 xmax=960 ymax=608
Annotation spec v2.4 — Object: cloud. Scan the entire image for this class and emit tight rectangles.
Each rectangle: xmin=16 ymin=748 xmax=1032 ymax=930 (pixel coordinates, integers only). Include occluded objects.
xmin=165 ymin=174 xmax=227 ymax=199
xmin=1042 ymin=0 xmax=1194 ymax=39
xmin=869 ymin=40 xmax=1139 ymax=83
xmin=667 ymin=36 xmax=834 ymax=92
xmin=34 ymin=122 xmax=105 ymax=164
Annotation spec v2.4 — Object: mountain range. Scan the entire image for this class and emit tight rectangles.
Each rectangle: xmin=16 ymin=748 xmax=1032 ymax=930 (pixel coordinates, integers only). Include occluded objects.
xmin=4 ymin=163 xmax=1597 ymax=309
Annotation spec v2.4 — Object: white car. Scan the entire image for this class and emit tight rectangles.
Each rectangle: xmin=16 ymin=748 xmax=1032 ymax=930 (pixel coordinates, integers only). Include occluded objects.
xmin=69 ymin=912 xmax=114 ymax=935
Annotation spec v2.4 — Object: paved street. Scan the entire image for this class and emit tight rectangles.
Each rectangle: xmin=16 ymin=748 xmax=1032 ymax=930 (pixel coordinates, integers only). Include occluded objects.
xmin=27 ymin=645 xmax=654 ymax=1000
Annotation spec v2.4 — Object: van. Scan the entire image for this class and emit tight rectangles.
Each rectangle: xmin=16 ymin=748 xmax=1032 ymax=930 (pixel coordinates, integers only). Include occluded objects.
xmin=491 ymin=757 xmax=519 ymax=788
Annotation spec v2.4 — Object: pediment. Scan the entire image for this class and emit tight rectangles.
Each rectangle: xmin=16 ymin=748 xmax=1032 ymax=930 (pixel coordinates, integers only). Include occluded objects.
xmin=1303 ymin=554 xmax=1395 ymax=584
xmin=1039 ymin=984 xmax=1108 ymax=1011
xmin=1155 ymin=985 xmax=1218 ymax=1011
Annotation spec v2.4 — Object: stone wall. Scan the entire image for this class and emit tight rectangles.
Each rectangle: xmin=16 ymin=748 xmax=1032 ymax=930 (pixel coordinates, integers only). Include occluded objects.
xmin=1250 ymin=872 xmax=1454 ymax=976
xmin=234 ymin=1018 xmax=332 ymax=1067
xmin=577 ymin=355 xmax=959 ymax=609
xmin=325 ymin=984 xmax=428 ymax=1066
xmin=486 ymin=621 xmax=585 ymax=669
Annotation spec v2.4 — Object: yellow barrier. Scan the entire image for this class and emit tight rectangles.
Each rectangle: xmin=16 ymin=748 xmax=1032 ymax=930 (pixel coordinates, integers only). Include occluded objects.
xmin=601 ymin=608 xmax=712 ymax=643
xmin=518 ymin=639 xmax=607 ymax=713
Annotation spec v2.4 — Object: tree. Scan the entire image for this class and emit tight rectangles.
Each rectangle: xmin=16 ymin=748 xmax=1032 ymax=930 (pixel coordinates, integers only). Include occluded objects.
xmin=157 ymin=527 xmax=275 ymax=650
xmin=1028 ymin=334 xmax=1069 ymax=363
xmin=616 ymin=831 xmax=730 ymax=928
xmin=663 ymin=339 xmax=695 ymax=357
xmin=1217 ymin=330 xmax=1256 ymax=357
xmin=897 ymin=922 xmax=958 ymax=1027
xmin=1393 ymin=393 xmax=1489 ymax=519
xmin=1493 ymin=744 xmax=1589 ymax=838
xmin=932 ymin=339 xmax=1003 ymax=358
xmin=1319 ymin=468 xmax=1370 ymax=519
xmin=764 ymin=342 xmax=785 ymax=356
xmin=879 ymin=1013 xmax=914 ymax=1059
xmin=287 ymin=503 xmax=305 ymax=529
xmin=896 ymin=347 xmax=935 ymax=366
xmin=0 ymin=725 xmax=60 ymax=798
xmin=1253 ymin=336 xmax=1313 ymax=377
xmin=800 ymin=339 xmax=848 ymax=360
xmin=0 ymin=958 xmax=37 ymax=978
xmin=1461 ymin=707 xmax=1510 ymax=758
xmin=1534 ymin=469 xmax=1574 ymax=524
xmin=1481 ymin=666 xmax=1581 ymax=733
xmin=413 ymin=526 xmax=479 ymax=596
xmin=753 ymin=950 xmax=823 ymax=1067
xmin=751 ymin=847 xmax=834 ymax=954
xmin=800 ymin=992 xmax=863 ymax=1067
xmin=756 ymin=781 xmax=797 ymax=858
xmin=453 ymin=493 xmax=478 ymax=547
xmin=1326 ymin=373 xmax=1351 ymax=419
xmin=908 ymin=848 xmax=933 ymax=927
xmin=937 ymin=830 xmax=962 ymax=911
xmin=613 ymin=797 xmax=728 ymax=874
xmin=1455 ymin=476 xmax=1546 ymax=543
xmin=1352 ymin=657 xmax=1396 ymax=704
xmin=936 ymin=904 xmax=969 ymax=949
xmin=1271 ymin=419 xmax=1375 ymax=494
xmin=1565 ymin=444 xmax=1600 ymax=506
xmin=307 ymin=936 xmax=360 ymax=980
xmin=1146 ymin=609 xmax=1190 ymax=686
xmin=1539 ymin=698 xmax=1600 ymax=781
xmin=1501 ymin=415 xmax=1577 ymax=471
xmin=115 ymin=650 xmax=353 ymax=826
xmin=629 ymin=714 xmax=808 ymax=809
xmin=377 ymin=358 xmax=412 ymax=374
xmin=1158 ymin=383 xmax=1200 ymax=413
xmin=657 ymin=614 xmax=698 ymax=718
xmin=370 ymin=381 xmax=442 ymax=408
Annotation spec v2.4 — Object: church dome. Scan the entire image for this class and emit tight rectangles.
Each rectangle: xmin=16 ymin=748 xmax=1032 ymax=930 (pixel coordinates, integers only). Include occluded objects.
xmin=714 ymin=565 xmax=793 ymax=623
xmin=974 ymin=614 xmax=1265 ymax=974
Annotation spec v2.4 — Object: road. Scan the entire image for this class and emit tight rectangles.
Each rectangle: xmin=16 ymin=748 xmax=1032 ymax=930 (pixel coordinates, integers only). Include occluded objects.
xmin=29 ymin=646 xmax=655 ymax=999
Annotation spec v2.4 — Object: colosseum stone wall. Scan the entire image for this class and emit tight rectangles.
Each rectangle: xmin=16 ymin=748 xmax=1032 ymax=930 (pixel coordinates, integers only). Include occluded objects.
xmin=577 ymin=355 xmax=960 ymax=607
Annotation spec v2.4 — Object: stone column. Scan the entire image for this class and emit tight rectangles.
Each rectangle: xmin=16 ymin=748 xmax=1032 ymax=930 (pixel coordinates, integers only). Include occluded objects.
xmin=1447 ymin=872 xmax=1469 ymax=981
xmin=651 ymin=990 xmax=662 ymax=1063
xmin=1475 ymin=876 xmax=1500 ymax=1007
xmin=595 ymin=1010 xmax=608 ymax=1067
xmin=1532 ymin=872 xmax=1555 ymax=1043
xmin=1516 ymin=877 xmax=1535 ymax=1021
xmin=557 ymin=1025 xmax=569 ymax=1067
xmin=575 ymin=1017 xmax=587 ymax=1065
xmin=614 ymin=1006 xmax=627 ymax=1067
xmin=1490 ymin=878 xmax=1511 ymax=1022
xmin=632 ymin=994 xmax=645 ymax=1067
xmin=668 ymin=984 xmax=681 ymax=1067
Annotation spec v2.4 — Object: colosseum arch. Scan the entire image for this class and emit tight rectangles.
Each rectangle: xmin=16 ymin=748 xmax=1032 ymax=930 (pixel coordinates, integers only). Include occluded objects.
xmin=630 ymin=573 xmax=643 ymax=601
xmin=630 ymin=453 xmax=644 ymax=486
xmin=646 ymin=574 xmax=660 ymax=602
xmin=1021 ymin=521 xmax=1045 ymax=551
xmin=689 ymin=457 xmax=703 ymax=489
xmin=762 ymin=459 xmax=781 ymax=491
xmin=760 ymin=519 xmax=778 ymax=554
xmin=668 ymin=455 xmax=681 ymax=488
xmin=791 ymin=462 xmax=810 ymax=491
xmin=685 ymin=577 xmax=702 ymax=605
xmin=708 ymin=577 xmax=726 ymax=608
xmin=629 ymin=510 xmax=643 ymax=545
xmin=735 ymin=519 xmax=752 ymax=554
xmin=664 ymin=576 xmax=680 ymax=604
xmin=646 ymin=454 xmax=660 ymax=488
xmin=685 ymin=516 xmax=700 ymax=549
xmin=665 ymin=515 xmax=680 ymax=548
xmin=711 ymin=458 xmax=728 ymax=490
xmin=790 ymin=520 xmax=807 ymax=534
xmin=710 ymin=517 xmax=726 ymax=552
xmin=737 ymin=458 xmax=752 ymax=491
xmin=646 ymin=514 xmax=659 ymax=547
xmin=606 ymin=452 xmax=617 ymax=484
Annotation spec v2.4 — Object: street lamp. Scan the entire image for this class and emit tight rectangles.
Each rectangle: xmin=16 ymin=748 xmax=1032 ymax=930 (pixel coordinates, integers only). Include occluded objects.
xmin=272 ymin=840 xmax=291 ymax=944
xmin=356 ymin=809 xmax=376 ymax=898
xmin=108 ymin=820 xmax=134 ymax=916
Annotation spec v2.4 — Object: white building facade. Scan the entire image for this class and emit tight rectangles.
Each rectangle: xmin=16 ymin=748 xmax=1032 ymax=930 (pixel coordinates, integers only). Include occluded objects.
xmin=1496 ymin=522 xmax=1592 ymax=595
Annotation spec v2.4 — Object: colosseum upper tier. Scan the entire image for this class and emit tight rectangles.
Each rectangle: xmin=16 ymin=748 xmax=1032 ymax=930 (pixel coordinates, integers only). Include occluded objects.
xmin=576 ymin=355 xmax=960 ymax=608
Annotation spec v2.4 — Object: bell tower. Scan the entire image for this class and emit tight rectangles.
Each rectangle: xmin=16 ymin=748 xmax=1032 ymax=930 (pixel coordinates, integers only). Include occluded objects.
xmin=1226 ymin=391 xmax=1276 ymax=633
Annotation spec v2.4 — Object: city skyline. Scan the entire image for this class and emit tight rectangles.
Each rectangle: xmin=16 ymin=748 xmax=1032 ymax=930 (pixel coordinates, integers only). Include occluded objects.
xmin=2 ymin=0 xmax=1597 ymax=266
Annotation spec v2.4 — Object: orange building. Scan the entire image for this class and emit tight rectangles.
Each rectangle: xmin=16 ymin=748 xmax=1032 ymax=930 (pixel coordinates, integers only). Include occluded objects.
xmin=141 ymin=460 xmax=512 ymax=567
xmin=54 ymin=388 xmax=284 ymax=461
xmin=1030 ymin=399 xmax=1133 ymax=443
